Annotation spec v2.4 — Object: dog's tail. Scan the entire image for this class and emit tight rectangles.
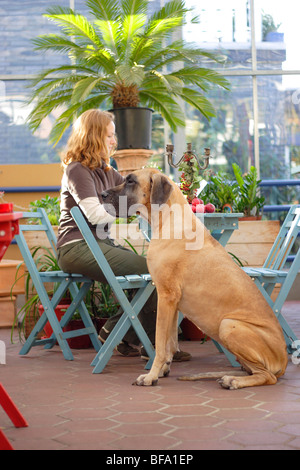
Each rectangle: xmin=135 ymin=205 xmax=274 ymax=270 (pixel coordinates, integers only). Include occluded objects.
xmin=177 ymin=370 xmax=249 ymax=381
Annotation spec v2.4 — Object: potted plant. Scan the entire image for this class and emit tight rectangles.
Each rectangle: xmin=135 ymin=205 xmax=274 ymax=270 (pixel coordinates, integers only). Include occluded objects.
xmin=201 ymin=170 xmax=239 ymax=212
xmin=26 ymin=0 xmax=229 ymax=174
xmin=25 ymin=195 xmax=61 ymax=253
xmin=262 ymin=11 xmax=283 ymax=42
xmin=232 ymin=163 xmax=265 ymax=219
xmin=29 ymin=195 xmax=60 ymax=226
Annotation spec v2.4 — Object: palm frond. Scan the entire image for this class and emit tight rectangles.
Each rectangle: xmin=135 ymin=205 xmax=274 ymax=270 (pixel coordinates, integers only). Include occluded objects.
xmin=171 ymin=66 xmax=230 ymax=91
xmin=27 ymin=91 xmax=74 ymax=132
xmin=145 ymin=71 xmax=183 ymax=94
xmin=148 ymin=0 xmax=188 ymax=26
xmin=177 ymin=87 xmax=216 ymax=119
xmin=115 ymin=63 xmax=145 ymax=87
xmin=71 ymin=76 xmax=104 ymax=103
xmin=45 ymin=6 xmax=102 ymax=47
xmin=32 ymin=34 xmax=82 ymax=55
xmin=139 ymin=89 xmax=185 ymax=131
xmin=49 ymin=94 xmax=108 ymax=145
xmin=86 ymin=0 xmax=121 ymax=54
xmin=27 ymin=64 xmax=98 ymax=89
xmin=86 ymin=0 xmax=120 ymax=21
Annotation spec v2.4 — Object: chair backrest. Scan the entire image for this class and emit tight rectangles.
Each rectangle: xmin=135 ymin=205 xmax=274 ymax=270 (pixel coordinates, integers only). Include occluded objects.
xmin=17 ymin=208 xmax=58 ymax=256
xmin=14 ymin=209 xmax=60 ymax=293
xmin=264 ymin=205 xmax=300 ymax=311
xmin=264 ymin=205 xmax=300 ymax=271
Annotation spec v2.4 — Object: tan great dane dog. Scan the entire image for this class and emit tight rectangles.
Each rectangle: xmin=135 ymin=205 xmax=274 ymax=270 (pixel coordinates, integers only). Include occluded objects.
xmin=102 ymin=168 xmax=288 ymax=389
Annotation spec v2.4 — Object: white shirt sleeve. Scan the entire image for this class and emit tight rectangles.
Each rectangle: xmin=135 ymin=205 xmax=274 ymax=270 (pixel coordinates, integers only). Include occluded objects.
xmin=78 ymin=197 xmax=116 ymax=226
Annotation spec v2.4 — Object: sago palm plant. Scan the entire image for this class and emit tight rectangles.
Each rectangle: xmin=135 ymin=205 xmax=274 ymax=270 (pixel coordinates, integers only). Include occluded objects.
xmin=27 ymin=0 xmax=229 ymax=144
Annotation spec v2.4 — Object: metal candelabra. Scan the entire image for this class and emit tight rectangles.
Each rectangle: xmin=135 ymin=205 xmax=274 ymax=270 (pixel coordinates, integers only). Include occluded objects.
xmin=165 ymin=143 xmax=211 ymax=171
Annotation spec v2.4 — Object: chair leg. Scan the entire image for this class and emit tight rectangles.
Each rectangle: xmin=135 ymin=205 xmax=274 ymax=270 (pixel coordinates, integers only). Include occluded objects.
xmin=0 ymin=383 xmax=28 ymax=428
xmin=91 ymin=314 xmax=132 ymax=373
xmin=0 ymin=429 xmax=14 ymax=450
xmin=91 ymin=309 xmax=155 ymax=374
xmin=19 ymin=311 xmax=74 ymax=361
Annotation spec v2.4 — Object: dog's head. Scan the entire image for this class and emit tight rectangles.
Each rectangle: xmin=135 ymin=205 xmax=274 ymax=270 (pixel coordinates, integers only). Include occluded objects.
xmin=101 ymin=168 xmax=174 ymax=219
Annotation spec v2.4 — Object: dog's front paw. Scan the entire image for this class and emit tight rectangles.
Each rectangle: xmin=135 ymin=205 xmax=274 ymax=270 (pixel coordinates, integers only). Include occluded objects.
xmin=132 ymin=373 xmax=158 ymax=386
xmin=218 ymin=375 xmax=239 ymax=390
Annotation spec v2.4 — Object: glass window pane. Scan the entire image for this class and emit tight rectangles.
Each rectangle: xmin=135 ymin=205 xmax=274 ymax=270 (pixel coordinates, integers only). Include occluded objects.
xmin=0 ymin=80 xmax=69 ymax=164
xmin=257 ymin=75 xmax=300 ymax=179
xmin=183 ymin=0 xmax=252 ymax=70
xmin=0 ymin=0 xmax=71 ymax=75
xmin=185 ymin=75 xmax=253 ymax=175
xmin=256 ymin=0 xmax=300 ymax=72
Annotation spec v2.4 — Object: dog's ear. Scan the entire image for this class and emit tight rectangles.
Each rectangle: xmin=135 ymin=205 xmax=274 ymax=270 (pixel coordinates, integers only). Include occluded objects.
xmin=150 ymin=173 xmax=174 ymax=205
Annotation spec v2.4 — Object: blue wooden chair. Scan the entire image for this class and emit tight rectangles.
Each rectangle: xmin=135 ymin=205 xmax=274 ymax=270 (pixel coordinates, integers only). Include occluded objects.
xmin=70 ymin=206 xmax=156 ymax=373
xmin=14 ymin=209 xmax=101 ymax=361
xmin=243 ymin=205 xmax=300 ymax=353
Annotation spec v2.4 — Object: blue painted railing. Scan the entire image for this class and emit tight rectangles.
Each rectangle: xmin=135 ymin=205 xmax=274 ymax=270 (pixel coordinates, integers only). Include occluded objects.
xmin=1 ymin=186 xmax=61 ymax=193
xmin=259 ymin=179 xmax=300 ymax=213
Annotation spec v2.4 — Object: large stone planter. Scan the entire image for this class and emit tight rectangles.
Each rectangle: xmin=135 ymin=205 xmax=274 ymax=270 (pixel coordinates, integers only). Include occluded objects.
xmin=0 ymin=295 xmax=16 ymax=328
xmin=113 ymin=149 xmax=154 ymax=176
xmin=0 ymin=259 xmax=25 ymax=296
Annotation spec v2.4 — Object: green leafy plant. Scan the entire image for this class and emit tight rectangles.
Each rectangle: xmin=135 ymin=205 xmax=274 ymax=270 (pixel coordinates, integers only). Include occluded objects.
xmin=232 ymin=163 xmax=265 ymax=217
xmin=84 ymin=282 xmax=120 ymax=319
xmin=29 ymin=195 xmax=60 ymax=225
xmin=262 ymin=11 xmax=281 ymax=40
xmin=27 ymin=0 xmax=229 ymax=144
xmin=201 ymin=171 xmax=238 ymax=212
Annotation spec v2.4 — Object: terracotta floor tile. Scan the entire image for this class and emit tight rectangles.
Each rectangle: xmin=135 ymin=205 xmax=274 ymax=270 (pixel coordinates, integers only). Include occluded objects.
xmin=229 ymin=431 xmax=292 ymax=447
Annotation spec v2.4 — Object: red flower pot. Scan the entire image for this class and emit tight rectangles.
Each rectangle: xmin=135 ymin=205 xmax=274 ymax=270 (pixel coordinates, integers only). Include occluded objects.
xmin=38 ymin=303 xmax=69 ymax=338
xmin=64 ymin=319 xmax=92 ymax=349
xmin=181 ymin=318 xmax=210 ymax=341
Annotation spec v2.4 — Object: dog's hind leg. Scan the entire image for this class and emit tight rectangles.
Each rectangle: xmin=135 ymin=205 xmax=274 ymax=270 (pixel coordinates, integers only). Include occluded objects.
xmin=217 ymin=318 xmax=281 ymax=389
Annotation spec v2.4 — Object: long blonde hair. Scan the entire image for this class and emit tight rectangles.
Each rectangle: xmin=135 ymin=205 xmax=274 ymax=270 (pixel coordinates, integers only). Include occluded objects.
xmin=62 ymin=109 xmax=117 ymax=171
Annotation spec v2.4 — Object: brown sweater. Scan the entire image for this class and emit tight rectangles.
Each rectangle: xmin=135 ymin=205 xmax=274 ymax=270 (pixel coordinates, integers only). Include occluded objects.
xmin=56 ymin=162 xmax=124 ymax=249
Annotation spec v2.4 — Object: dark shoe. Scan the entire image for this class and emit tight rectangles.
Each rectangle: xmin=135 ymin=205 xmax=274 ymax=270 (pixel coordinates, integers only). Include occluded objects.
xmin=99 ymin=327 xmax=140 ymax=357
xmin=116 ymin=341 xmax=140 ymax=357
xmin=98 ymin=326 xmax=110 ymax=343
xmin=173 ymin=350 xmax=191 ymax=362
xmin=140 ymin=347 xmax=191 ymax=362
